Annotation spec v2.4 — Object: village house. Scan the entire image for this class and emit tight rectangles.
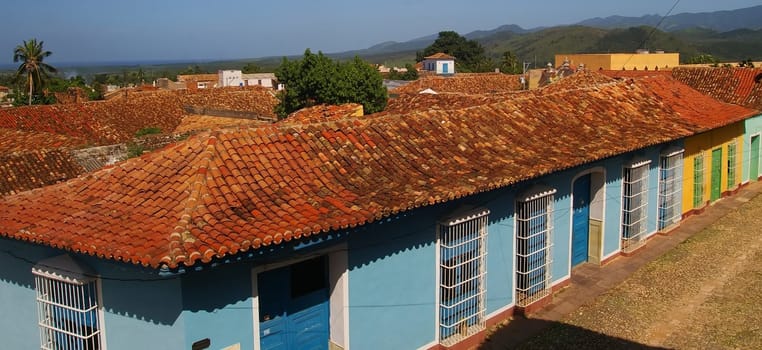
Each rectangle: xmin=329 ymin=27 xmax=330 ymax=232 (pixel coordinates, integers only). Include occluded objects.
xmin=0 ymin=69 xmax=760 ymax=350
xmin=422 ymin=53 xmax=456 ymax=75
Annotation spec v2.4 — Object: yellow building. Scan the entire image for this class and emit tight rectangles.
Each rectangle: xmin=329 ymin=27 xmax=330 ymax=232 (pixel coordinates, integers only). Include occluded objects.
xmin=682 ymin=123 xmax=744 ymax=216
xmin=555 ymin=51 xmax=680 ymax=71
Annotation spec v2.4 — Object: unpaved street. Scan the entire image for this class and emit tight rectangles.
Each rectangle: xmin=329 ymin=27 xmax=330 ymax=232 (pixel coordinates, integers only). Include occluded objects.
xmin=515 ymin=191 xmax=762 ymax=349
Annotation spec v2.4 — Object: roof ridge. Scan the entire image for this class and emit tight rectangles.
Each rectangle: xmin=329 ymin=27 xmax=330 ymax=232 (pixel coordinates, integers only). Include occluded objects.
xmin=163 ymin=136 xmax=218 ymax=266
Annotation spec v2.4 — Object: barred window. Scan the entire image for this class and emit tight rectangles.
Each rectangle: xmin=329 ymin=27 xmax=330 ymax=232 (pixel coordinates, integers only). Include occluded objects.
xmin=622 ymin=160 xmax=650 ymax=253
xmin=33 ymin=256 xmax=103 ymax=350
xmin=516 ymin=187 xmax=555 ymax=307
xmin=438 ymin=209 xmax=488 ymax=345
xmin=727 ymin=141 xmax=737 ymax=189
xmin=693 ymin=154 xmax=705 ymax=208
xmin=658 ymin=150 xmax=684 ymax=231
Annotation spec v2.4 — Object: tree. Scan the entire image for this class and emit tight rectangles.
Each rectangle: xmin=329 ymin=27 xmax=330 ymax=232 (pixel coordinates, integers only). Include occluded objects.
xmin=416 ymin=31 xmax=489 ymax=72
xmin=275 ymin=49 xmax=387 ymax=118
xmin=500 ymin=51 xmax=521 ymax=74
xmin=687 ymin=54 xmax=718 ymax=65
xmin=242 ymin=62 xmax=261 ymax=74
xmin=13 ymin=38 xmax=57 ymax=105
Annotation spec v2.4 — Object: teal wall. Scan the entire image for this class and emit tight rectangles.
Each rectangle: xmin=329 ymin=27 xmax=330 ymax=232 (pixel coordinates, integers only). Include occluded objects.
xmin=743 ymin=114 xmax=762 ymax=183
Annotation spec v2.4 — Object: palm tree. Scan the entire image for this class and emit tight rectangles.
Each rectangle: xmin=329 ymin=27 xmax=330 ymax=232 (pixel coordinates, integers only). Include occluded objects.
xmin=13 ymin=38 xmax=57 ymax=105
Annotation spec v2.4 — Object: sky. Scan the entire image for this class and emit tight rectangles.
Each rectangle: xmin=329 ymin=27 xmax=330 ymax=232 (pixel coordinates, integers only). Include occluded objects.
xmin=1 ymin=0 xmax=760 ymax=66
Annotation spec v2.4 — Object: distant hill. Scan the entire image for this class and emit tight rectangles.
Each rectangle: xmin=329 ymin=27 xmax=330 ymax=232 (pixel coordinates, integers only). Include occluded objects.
xmin=577 ymin=5 xmax=762 ymax=32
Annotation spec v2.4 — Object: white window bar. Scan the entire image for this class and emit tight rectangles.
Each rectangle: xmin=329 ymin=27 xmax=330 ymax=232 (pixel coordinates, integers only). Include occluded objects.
xmin=438 ymin=209 xmax=488 ymax=346
xmin=515 ymin=189 xmax=554 ymax=307
xmin=658 ymin=150 xmax=684 ymax=231
xmin=33 ymin=269 xmax=102 ymax=350
xmin=693 ymin=153 xmax=705 ymax=208
xmin=622 ymin=161 xmax=651 ymax=253
xmin=727 ymin=141 xmax=737 ymax=189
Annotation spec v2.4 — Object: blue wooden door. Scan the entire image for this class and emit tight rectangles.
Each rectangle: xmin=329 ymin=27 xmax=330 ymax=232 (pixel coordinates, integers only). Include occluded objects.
xmin=259 ymin=256 xmax=329 ymax=350
xmin=572 ymin=175 xmax=591 ymax=266
xmin=442 ymin=63 xmax=449 ymax=74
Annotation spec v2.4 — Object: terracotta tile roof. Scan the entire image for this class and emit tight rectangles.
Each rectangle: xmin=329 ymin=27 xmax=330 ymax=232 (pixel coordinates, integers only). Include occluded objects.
xmin=670 ymin=67 xmax=762 ymax=110
xmin=392 ymin=73 xmax=523 ymax=95
xmin=4 ymin=76 xmax=748 ymax=269
xmin=281 ymin=104 xmax=364 ymax=125
xmin=0 ymin=88 xmax=278 ymax=148
xmin=385 ymin=93 xmax=509 ymax=114
xmin=177 ymin=74 xmax=219 ymax=82
xmin=599 ymin=70 xmax=672 ymax=79
xmin=180 ymin=86 xmax=278 ymax=119
xmin=174 ymin=115 xmax=267 ymax=134
xmin=0 ymin=129 xmax=85 ymax=153
xmin=425 ymin=53 xmax=455 ymax=60
xmin=0 ymin=149 xmax=85 ymax=197
xmin=633 ymin=74 xmax=757 ymax=130
xmin=537 ymin=70 xmax=618 ymax=94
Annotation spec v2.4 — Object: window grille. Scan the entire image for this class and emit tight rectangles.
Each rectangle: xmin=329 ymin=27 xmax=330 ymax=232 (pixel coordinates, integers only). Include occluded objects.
xmin=693 ymin=154 xmax=705 ymax=208
xmin=33 ymin=259 xmax=103 ymax=350
xmin=438 ymin=209 xmax=488 ymax=346
xmin=622 ymin=160 xmax=650 ymax=253
xmin=515 ymin=188 xmax=555 ymax=307
xmin=658 ymin=150 xmax=683 ymax=231
xmin=727 ymin=141 xmax=737 ymax=189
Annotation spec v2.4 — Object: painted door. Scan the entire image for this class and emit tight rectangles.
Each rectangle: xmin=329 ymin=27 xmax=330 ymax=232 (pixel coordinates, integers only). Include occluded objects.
xmin=442 ymin=63 xmax=449 ymax=74
xmin=751 ymin=135 xmax=760 ymax=181
xmin=259 ymin=256 xmax=330 ymax=350
xmin=711 ymin=148 xmax=722 ymax=201
xmin=571 ymin=174 xmax=591 ymax=266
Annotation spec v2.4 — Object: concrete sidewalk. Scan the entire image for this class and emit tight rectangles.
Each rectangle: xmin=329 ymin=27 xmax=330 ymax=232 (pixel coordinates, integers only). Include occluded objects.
xmin=480 ymin=180 xmax=762 ymax=349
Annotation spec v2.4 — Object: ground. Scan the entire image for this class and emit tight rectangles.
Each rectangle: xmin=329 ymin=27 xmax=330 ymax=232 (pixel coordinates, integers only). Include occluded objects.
xmin=506 ymin=191 xmax=762 ymax=349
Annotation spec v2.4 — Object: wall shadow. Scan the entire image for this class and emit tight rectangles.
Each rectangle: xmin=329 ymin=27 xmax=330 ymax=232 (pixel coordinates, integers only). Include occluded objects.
xmin=481 ymin=317 xmax=668 ymax=350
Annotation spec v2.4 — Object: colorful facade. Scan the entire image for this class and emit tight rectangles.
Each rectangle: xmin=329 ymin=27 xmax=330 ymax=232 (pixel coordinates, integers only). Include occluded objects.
xmin=0 ymin=71 xmax=758 ymax=350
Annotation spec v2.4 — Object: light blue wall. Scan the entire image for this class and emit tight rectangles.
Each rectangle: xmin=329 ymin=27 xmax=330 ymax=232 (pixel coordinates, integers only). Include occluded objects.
xmin=347 ymin=209 xmax=438 ymax=350
xmin=0 ymin=238 xmax=52 ymax=350
xmin=744 ymin=114 xmax=762 ymax=183
xmin=181 ymin=264 xmax=255 ymax=350
xmin=0 ymin=237 xmax=188 ymax=350
xmin=99 ymin=268 xmax=185 ymax=350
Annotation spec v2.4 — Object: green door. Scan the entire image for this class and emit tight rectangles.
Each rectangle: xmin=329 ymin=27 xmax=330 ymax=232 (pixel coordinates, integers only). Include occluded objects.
xmin=752 ymin=135 xmax=760 ymax=181
xmin=711 ymin=148 xmax=723 ymax=201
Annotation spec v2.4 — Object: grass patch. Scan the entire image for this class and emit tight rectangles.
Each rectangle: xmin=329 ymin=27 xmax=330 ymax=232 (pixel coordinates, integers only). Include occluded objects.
xmin=135 ymin=127 xmax=162 ymax=137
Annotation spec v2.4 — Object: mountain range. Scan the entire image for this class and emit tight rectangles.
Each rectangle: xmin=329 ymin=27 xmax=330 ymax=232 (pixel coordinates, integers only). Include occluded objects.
xmin=335 ymin=5 xmax=762 ymax=66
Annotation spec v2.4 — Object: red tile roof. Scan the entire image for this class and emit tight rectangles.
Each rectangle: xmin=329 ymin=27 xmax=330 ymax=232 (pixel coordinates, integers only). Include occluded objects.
xmin=0 ymin=129 xmax=85 ymax=153
xmin=174 ymin=115 xmax=266 ymax=134
xmin=392 ymin=73 xmax=523 ymax=95
xmin=282 ymin=104 xmax=364 ymax=125
xmin=425 ymin=53 xmax=455 ymax=60
xmin=2 ymin=76 xmax=751 ymax=269
xmin=0 ymin=87 xmax=278 ymax=149
xmin=670 ymin=67 xmax=762 ymax=110
xmin=0 ymin=149 xmax=85 ymax=197
xmin=599 ymin=70 xmax=672 ymax=79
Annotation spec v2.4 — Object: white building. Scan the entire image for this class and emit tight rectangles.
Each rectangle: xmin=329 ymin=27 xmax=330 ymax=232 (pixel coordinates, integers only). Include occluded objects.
xmin=218 ymin=70 xmax=244 ymax=87
xmin=422 ymin=53 xmax=455 ymax=75
xmin=241 ymin=73 xmax=276 ymax=89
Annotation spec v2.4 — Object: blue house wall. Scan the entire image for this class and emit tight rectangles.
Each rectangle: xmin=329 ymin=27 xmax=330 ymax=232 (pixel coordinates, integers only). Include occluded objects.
xmin=0 ymin=139 xmax=685 ymax=350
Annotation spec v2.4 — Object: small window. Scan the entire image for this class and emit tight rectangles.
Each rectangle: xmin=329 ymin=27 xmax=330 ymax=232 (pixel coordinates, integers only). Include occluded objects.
xmin=33 ymin=255 xmax=103 ymax=350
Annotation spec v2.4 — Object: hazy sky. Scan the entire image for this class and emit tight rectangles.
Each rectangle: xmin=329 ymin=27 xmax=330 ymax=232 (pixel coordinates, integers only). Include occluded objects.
xmin=1 ymin=0 xmax=759 ymax=65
